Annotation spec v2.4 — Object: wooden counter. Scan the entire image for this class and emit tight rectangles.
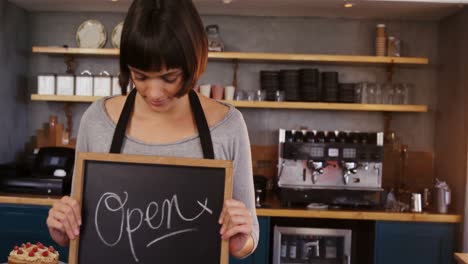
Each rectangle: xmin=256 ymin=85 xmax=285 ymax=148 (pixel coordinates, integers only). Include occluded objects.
xmin=0 ymin=193 xmax=60 ymax=206
xmin=0 ymin=193 xmax=461 ymax=223
xmin=455 ymin=253 xmax=468 ymax=264
xmin=257 ymin=207 xmax=461 ymax=223
xmin=256 ymin=196 xmax=462 ymax=223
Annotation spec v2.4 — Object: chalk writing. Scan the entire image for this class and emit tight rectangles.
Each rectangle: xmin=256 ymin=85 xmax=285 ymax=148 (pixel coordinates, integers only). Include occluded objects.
xmin=95 ymin=191 xmax=212 ymax=262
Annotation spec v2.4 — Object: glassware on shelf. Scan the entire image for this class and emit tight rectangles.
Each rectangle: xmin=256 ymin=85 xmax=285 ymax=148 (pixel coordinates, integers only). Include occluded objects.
xmin=366 ymin=82 xmax=377 ymax=104
xmin=234 ymin=90 xmax=245 ymax=101
xmin=354 ymin=83 xmax=362 ymax=103
xmin=387 ymin=36 xmax=402 ymax=57
xmin=247 ymin=91 xmax=256 ymax=101
xmin=255 ymin=90 xmax=267 ymax=101
xmin=393 ymin=83 xmax=404 ymax=105
xmin=381 ymin=82 xmax=394 ymax=105
xmin=275 ymin=90 xmax=285 ymax=102
xmin=375 ymin=83 xmax=383 ymax=104
xmin=402 ymin=83 xmax=413 ymax=105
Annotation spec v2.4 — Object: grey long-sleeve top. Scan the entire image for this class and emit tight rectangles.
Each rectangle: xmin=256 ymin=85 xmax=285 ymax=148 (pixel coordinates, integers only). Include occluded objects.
xmin=73 ymin=97 xmax=259 ymax=254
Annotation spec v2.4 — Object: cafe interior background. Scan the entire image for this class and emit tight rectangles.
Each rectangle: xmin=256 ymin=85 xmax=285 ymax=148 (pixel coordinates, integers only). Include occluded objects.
xmin=2 ymin=0 xmax=468 ymax=263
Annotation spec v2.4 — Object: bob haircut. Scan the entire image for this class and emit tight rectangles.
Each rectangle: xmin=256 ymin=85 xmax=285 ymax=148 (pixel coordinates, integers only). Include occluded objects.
xmin=119 ymin=0 xmax=208 ymax=97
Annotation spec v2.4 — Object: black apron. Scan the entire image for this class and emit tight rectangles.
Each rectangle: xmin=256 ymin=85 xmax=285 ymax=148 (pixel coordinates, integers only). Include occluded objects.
xmin=109 ymin=88 xmax=215 ymax=159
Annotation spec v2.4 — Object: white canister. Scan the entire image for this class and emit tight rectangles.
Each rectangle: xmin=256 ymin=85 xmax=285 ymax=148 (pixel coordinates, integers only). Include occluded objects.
xmin=127 ymin=80 xmax=133 ymax=94
xmin=56 ymin=75 xmax=75 ymax=95
xmin=75 ymin=70 xmax=94 ymax=96
xmin=94 ymin=71 xmax=112 ymax=97
xmin=112 ymin=76 xmax=133 ymax=95
xmin=112 ymin=76 xmax=121 ymax=96
xmin=37 ymin=74 xmax=56 ymax=95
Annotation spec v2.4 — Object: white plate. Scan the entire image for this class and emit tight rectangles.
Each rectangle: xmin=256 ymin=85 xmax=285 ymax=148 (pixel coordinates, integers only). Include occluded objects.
xmin=111 ymin=21 xmax=124 ymax=49
xmin=76 ymin=19 xmax=107 ymax=49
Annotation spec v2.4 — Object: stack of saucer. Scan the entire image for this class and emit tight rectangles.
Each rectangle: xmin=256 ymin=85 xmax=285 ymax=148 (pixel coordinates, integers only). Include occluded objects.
xmin=338 ymin=83 xmax=356 ymax=103
xmin=299 ymin=68 xmax=320 ymax=102
xmin=260 ymin=71 xmax=280 ymax=101
xmin=321 ymin=72 xmax=339 ymax=102
xmin=280 ymin=70 xmax=300 ymax=101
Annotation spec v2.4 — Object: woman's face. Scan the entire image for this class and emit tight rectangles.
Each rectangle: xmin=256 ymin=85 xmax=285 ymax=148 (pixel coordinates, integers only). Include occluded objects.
xmin=129 ymin=65 xmax=185 ymax=112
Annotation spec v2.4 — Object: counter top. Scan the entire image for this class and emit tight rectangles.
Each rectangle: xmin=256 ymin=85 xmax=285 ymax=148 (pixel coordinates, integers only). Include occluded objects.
xmin=256 ymin=196 xmax=462 ymax=223
xmin=455 ymin=253 xmax=468 ymax=264
xmin=0 ymin=193 xmax=60 ymax=206
xmin=0 ymin=193 xmax=461 ymax=223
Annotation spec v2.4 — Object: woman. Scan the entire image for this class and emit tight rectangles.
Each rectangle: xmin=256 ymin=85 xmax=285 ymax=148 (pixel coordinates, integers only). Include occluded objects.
xmin=46 ymin=0 xmax=258 ymax=258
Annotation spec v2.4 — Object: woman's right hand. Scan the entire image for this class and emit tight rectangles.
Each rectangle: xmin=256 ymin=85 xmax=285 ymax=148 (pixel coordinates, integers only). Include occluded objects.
xmin=46 ymin=196 xmax=82 ymax=246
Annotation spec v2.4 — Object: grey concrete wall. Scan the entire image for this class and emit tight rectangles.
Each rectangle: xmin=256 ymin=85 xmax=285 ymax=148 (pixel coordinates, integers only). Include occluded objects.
xmin=0 ymin=1 xmax=30 ymax=163
xmin=29 ymin=13 xmax=438 ymax=151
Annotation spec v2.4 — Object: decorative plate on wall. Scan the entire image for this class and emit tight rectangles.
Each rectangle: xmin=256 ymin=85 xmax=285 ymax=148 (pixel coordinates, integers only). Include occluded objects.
xmin=111 ymin=21 xmax=124 ymax=49
xmin=76 ymin=19 xmax=107 ymax=48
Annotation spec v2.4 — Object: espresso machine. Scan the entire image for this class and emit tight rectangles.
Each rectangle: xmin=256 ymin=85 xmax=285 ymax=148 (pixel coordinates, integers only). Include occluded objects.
xmin=277 ymin=129 xmax=384 ymax=207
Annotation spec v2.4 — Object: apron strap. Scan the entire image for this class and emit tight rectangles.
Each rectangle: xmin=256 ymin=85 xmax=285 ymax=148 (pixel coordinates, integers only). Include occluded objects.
xmin=109 ymin=88 xmax=215 ymax=159
xmin=188 ymin=90 xmax=215 ymax=159
xmin=110 ymin=88 xmax=137 ymax=154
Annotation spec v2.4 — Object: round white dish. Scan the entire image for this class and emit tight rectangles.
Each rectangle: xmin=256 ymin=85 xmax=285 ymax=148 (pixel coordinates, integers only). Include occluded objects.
xmin=111 ymin=21 xmax=124 ymax=49
xmin=76 ymin=19 xmax=107 ymax=48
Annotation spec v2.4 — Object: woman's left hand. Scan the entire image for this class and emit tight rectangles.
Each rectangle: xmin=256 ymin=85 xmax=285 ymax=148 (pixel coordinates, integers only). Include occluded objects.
xmin=218 ymin=199 xmax=254 ymax=258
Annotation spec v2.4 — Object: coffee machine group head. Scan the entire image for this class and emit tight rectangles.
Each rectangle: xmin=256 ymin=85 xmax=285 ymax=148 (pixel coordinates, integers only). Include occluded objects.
xmin=277 ymin=129 xmax=384 ymax=192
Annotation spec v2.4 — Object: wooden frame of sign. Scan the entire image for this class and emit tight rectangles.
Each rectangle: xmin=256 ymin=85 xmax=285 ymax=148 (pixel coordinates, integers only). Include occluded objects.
xmin=69 ymin=152 xmax=233 ymax=264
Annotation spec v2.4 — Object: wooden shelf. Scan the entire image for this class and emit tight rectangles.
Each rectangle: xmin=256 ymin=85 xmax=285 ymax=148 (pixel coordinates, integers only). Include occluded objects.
xmin=32 ymin=46 xmax=119 ymax=56
xmin=224 ymin=100 xmax=428 ymax=112
xmin=208 ymin=52 xmax=429 ymax=65
xmin=32 ymin=46 xmax=429 ymax=65
xmin=31 ymin=94 xmax=100 ymax=103
xmin=31 ymin=94 xmax=428 ymax=112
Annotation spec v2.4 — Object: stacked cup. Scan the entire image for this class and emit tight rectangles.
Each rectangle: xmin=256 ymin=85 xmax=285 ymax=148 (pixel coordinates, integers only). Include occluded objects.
xmin=375 ymin=24 xmax=387 ymax=56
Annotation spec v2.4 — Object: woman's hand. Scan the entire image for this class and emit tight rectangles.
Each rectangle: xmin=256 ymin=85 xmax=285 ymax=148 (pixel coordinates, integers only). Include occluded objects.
xmin=218 ymin=199 xmax=254 ymax=258
xmin=46 ymin=196 xmax=82 ymax=246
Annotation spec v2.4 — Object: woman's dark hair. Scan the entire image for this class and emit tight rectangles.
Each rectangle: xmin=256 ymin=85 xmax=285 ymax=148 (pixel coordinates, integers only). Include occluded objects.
xmin=119 ymin=0 xmax=208 ymax=97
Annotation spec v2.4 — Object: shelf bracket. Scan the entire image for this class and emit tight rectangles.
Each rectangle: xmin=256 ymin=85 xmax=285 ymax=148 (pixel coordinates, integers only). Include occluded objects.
xmin=63 ymin=103 xmax=73 ymax=139
xmin=64 ymin=54 xmax=77 ymax=74
xmin=232 ymin=59 xmax=238 ymax=88
xmin=383 ymin=112 xmax=393 ymax=137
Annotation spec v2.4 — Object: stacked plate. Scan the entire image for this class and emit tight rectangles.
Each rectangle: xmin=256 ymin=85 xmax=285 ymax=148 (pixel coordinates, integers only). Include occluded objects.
xmin=260 ymin=71 xmax=280 ymax=101
xmin=321 ymin=72 xmax=339 ymax=102
xmin=338 ymin=83 xmax=356 ymax=103
xmin=299 ymin=68 xmax=320 ymax=102
xmin=280 ymin=70 xmax=300 ymax=101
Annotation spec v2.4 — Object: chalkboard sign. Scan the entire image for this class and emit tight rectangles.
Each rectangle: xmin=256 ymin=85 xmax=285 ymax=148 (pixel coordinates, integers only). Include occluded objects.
xmin=69 ymin=152 xmax=233 ymax=264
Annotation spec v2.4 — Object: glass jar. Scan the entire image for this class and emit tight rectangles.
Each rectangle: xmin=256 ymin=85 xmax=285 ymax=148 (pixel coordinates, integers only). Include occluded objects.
xmin=387 ymin=36 xmax=402 ymax=57
xmin=367 ymin=82 xmax=377 ymax=104
xmin=206 ymin=24 xmax=224 ymax=52
xmin=381 ymin=82 xmax=394 ymax=105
